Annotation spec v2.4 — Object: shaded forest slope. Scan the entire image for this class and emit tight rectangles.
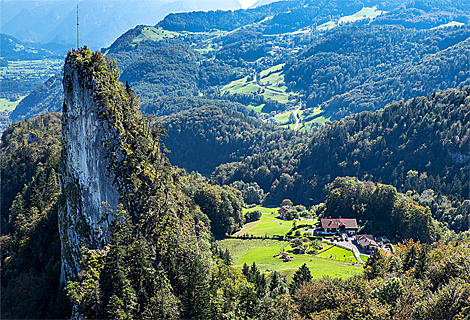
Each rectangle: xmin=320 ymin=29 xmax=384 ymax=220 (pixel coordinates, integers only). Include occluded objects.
xmin=213 ymin=86 xmax=470 ymax=208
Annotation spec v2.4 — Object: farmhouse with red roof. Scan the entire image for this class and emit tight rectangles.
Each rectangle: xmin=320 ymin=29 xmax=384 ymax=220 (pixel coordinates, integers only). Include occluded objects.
xmin=316 ymin=218 xmax=358 ymax=237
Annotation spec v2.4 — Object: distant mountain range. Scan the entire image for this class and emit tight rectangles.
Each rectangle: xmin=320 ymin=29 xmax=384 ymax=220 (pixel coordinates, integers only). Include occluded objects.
xmin=0 ymin=33 xmax=63 ymax=60
xmin=0 ymin=0 xmax=245 ymax=51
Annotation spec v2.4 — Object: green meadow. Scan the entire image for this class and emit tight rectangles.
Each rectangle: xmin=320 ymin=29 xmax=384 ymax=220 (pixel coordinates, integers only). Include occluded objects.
xmin=0 ymin=59 xmax=62 ymax=81
xmin=339 ymin=6 xmax=386 ymax=24
xmin=222 ymin=65 xmax=292 ymax=110
xmin=259 ymin=64 xmax=289 ymax=94
xmin=235 ymin=214 xmax=294 ymax=237
xmin=243 ymin=206 xmax=280 ymax=214
xmin=0 ymin=96 xmax=25 ymax=111
xmin=259 ymin=64 xmax=284 ymax=78
xmin=132 ymin=27 xmax=182 ymax=43
xmin=317 ymin=20 xmax=337 ymax=31
xmin=222 ymin=76 xmax=289 ymax=104
xmin=274 ymin=110 xmax=294 ymax=124
xmin=246 ymin=103 xmax=265 ymax=113
xmin=317 ymin=6 xmax=386 ymax=31
xmin=236 ymin=207 xmax=316 ymax=237
xmin=219 ymin=239 xmax=362 ymax=280
xmin=222 ymin=76 xmax=259 ymax=94
xmin=224 ymin=206 xmax=362 ymax=279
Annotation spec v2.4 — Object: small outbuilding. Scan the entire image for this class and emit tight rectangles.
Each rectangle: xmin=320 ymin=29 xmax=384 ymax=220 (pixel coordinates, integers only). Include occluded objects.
xmin=278 ymin=206 xmax=291 ymax=219
xmin=356 ymin=234 xmax=379 ymax=253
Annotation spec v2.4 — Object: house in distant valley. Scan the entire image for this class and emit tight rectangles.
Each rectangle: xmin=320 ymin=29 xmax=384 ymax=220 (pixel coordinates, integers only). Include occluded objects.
xmin=316 ymin=218 xmax=358 ymax=236
xmin=278 ymin=206 xmax=291 ymax=220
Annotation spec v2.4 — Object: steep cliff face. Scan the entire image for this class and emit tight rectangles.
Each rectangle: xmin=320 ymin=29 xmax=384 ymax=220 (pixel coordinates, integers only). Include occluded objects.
xmin=59 ymin=49 xmax=121 ymax=282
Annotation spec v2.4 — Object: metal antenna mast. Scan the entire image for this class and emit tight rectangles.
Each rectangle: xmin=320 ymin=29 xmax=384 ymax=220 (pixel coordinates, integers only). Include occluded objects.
xmin=76 ymin=4 xmax=79 ymax=49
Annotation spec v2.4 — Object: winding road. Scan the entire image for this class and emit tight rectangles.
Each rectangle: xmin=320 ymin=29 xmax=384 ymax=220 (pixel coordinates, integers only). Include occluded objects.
xmin=253 ymin=72 xmax=302 ymax=130
xmin=292 ymin=105 xmax=301 ymax=130
xmin=254 ymin=73 xmax=288 ymax=96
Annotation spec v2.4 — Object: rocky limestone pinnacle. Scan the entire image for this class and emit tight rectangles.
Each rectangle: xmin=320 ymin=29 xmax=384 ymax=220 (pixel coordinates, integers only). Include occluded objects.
xmin=59 ymin=48 xmax=120 ymax=283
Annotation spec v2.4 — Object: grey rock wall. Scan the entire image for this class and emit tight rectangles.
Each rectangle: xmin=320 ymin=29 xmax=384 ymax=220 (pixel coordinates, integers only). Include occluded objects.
xmin=59 ymin=61 xmax=120 ymax=283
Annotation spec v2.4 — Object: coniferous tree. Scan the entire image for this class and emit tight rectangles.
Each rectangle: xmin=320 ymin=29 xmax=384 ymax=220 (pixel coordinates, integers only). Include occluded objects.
xmin=290 ymin=263 xmax=312 ymax=294
xmin=413 ymin=245 xmax=430 ymax=279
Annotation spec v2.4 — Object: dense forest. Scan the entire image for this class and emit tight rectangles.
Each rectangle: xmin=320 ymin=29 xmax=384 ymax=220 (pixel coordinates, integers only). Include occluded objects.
xmin=1 ymin=50 xmax=469 ymax=319
xmin=161 ymin=105 xmax=310 ymax=174
xmin=140 ymin=96 xmax=254 ymax=117
xmin=212 ymin=86 xmax=470 ymax=231
xmin=284 ymin=24 xmax=470 ymax=117
xmin=0 ymin=113 xmax=69 ymax=318
xmin=157 ymin=0 xmax=470 ymax=35
xmin=322 ymin=177 xmax=441 ymax=242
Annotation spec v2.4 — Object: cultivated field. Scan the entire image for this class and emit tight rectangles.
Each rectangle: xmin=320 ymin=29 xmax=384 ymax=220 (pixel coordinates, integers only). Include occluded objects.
xmin=0 ymin=59 xmax=62 ymax=81
xmin=219 ymin=239 xmax=362 ymax=280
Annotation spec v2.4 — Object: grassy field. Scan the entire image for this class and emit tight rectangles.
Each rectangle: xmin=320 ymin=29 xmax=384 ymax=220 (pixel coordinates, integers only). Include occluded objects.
xmin=317 ymin=20 xmax=337 ymax=31
xmin=431 ymin=21 xmax=465 ymax=30
xmin=222 ymin=75 xmax=289 ymax=104
xmin=297 ymin=107 xmax=332 ymax=130
xmin=317 ymin=6 xmax=386 ymax=31
xmin=132 ymin=27 xmax=181 ymax=44
xmin=235 ymin=214 xmax=295 ymax=237
xmin=246 ymin=103 xmax=265 ymax=113
xmin=259 ymin=64 xmax=284 ymax=78
xmin=262 ymin=89 xmax=289 ymax=104
xmin=0 ymin=96 xmax=26 ymax=111
xmin=274 ymin=110 xmax=294 ymax=124
xmin=222 ymin=76 xmax=259 ymax=94
xmin=243 ymin=206 xmax=280 ymax=214
xmin=219 ymin=239 xmax=362 ymax=280
xmin=0 ymin=59 xmax=62 ymax=81
xmin=339 ymin=6 xmax=386 ymax=24
xmin=316 ymin=246 xmax=357 ymax=264
xmin=237 ymin=206 xmax=317 ymax=237
xmin=259 ymin=64 xmax=289 ymax=94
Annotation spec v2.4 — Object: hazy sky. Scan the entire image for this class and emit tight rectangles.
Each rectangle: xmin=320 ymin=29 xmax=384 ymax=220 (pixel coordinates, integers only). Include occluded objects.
xmin=238 ymin=0 xmax=258 ymax=9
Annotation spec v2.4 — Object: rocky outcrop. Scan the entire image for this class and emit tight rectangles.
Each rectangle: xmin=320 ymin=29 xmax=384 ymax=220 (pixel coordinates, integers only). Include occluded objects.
xmin=59 ymin=49 xmax=121 ymax=283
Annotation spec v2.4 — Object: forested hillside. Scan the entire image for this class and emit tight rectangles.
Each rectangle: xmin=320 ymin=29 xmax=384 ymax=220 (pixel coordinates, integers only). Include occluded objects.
xmin=10 ymin=0 xmax=470 ymax=125
xmin=285 ymin=24 xmax=470 ymax=117
xmin=0 ymin=50 xmax=244 ymax=318
xmin=162 ymin=105 xmax=310 ymax=174
xmin=3 ymin=1 xmax=470 ymax=318
xmin=0 ymin=113 xmax=69 ymax=318
xmin=213 ymin=86 xmax=470 ymax=230
xmin=0 ymin=34 xmax=61 ymax=60
xmin=9 ymin=73 xmax=63 ymax=122
xmin=157 ymin=0 xmax=470 ymax=34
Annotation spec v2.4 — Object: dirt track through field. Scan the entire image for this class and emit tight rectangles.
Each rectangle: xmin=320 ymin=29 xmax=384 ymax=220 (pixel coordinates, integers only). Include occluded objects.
xmin=234 ymin=220 xmax=262 ymax=235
